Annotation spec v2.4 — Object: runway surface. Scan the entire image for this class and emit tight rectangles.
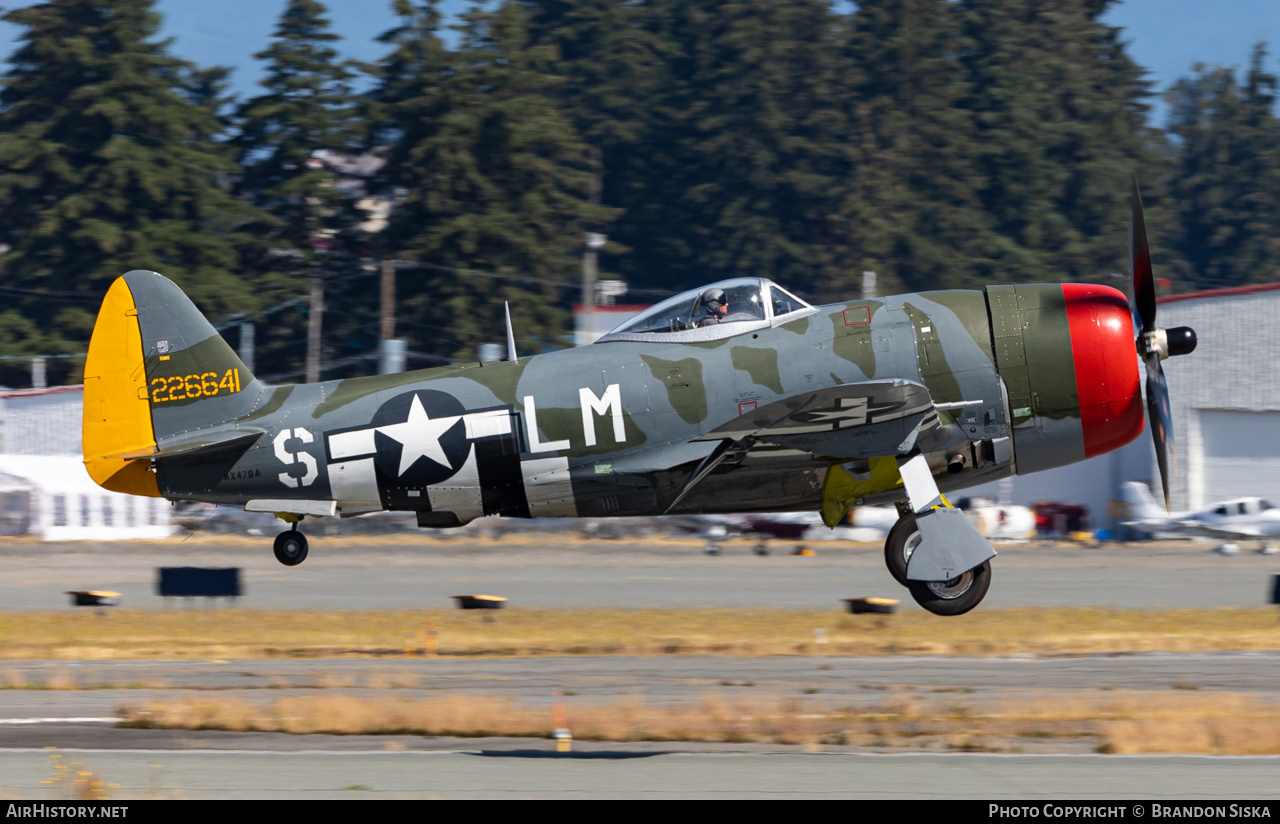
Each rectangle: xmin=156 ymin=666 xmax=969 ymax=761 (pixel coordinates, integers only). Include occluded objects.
xmin=2 ymin=535 xmax=1279 ymax=798
xmin=2 ymin=535 xmax=1278 ymax=611
xmin=3 ymin=746 xmax=1278 ymax=799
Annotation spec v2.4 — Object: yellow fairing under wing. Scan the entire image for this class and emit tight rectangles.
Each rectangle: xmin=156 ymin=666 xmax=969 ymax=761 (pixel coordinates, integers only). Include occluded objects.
xmin=82 ymin=277 xmax=162 ymax=497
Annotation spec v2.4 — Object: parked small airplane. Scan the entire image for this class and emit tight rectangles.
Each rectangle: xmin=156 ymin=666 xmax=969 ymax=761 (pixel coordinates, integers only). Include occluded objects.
xmin=952 ymin=498 xmax=1037 ymax=541
xmin=81 ymin=179 xmax=1196 ymax=615
xmin=1120 ymin=482 xmax=1280 ymax=545
xmin=668 ymin=512 xmax=817 ymax=555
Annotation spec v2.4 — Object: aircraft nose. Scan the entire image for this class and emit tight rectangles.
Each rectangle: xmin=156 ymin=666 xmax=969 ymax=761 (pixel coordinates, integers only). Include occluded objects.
xmin=1062 ymin=284 xmax=1144 ymax=457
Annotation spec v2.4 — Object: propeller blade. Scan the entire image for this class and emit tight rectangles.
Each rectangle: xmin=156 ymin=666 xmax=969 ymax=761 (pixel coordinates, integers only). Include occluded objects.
xmin=1145 ymin=351 xmax=1175 ymax=510
xmin=1130 ymin=176 xmax=1157 ymax=335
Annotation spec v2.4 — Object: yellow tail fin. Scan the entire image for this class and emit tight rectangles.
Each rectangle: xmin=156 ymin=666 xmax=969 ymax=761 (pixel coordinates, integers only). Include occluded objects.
xmin=82 ymin=277 xmax=162 ymax=497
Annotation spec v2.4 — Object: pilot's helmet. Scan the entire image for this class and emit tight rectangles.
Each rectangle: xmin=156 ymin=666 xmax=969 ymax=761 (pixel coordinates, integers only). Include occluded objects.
xmin=701 ymin=287 xmax=727 ymax=312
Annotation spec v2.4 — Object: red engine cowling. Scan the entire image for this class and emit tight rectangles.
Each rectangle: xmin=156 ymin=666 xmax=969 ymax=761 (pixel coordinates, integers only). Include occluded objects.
xmin=987 ymin=283 xmax=1143 ymax=475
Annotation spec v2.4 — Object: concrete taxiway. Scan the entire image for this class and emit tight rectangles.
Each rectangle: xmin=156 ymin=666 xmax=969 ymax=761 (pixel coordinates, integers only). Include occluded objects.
xmin=1 ymin=746 xmax=1278 ymax=799
xmin=0 ymin=535 xmax=1277 ymax=611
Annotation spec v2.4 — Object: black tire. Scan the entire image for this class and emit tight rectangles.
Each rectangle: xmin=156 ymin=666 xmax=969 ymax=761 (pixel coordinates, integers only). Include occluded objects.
xmin=907 ymin=559 xmax=992 ymax=616
xmin=273 ymin=530 xmax=309 ymax=566
xmin=883 ymin=513 xmax=919 ymax=587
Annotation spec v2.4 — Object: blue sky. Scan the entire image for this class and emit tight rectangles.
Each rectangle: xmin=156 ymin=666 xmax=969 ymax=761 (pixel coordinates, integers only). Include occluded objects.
xmin=1 ymin=1 xmax=1278 ymax=127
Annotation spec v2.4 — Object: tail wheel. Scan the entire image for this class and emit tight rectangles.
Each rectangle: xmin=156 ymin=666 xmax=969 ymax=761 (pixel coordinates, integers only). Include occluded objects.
xmin=907 ymin=560 xmax=991 ymax=616
xmin=273 ymin=530 xmax=309 ymax=566
xmin=884 ymin=513 xmax=919 ymax=587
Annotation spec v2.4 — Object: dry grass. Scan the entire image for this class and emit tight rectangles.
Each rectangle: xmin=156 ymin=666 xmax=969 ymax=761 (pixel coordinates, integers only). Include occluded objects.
xmin=1 ymin=606 xmax=1278 ymax=660
xmin=116 ymin=688 xmax=1280 ymax=754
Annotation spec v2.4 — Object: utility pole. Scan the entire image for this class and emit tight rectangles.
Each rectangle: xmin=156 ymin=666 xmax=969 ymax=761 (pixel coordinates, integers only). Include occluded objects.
xmin=581 ymin=232 xmax=606 ymax=345
xmin=380 ymin=258 xmax=396 ymax=341
xmin=306 ymin=274 xmax=324 ymax=384
xmin=378 ymin=258 xmax=405 ymax=374
xmin=239 ymin=322 xmax=255 ymax=375
xmin=579 ymin=148 xmax=604 ymax=347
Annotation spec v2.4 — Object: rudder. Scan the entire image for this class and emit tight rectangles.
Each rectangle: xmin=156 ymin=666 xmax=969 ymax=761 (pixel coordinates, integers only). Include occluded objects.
xmin=1120 ymin=481 xmax=1167 ymax=523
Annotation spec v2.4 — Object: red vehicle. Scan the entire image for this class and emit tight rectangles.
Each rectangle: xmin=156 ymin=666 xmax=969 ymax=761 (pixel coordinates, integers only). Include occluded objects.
xmin=1033 ymin=502 xmax=1091 ymax=536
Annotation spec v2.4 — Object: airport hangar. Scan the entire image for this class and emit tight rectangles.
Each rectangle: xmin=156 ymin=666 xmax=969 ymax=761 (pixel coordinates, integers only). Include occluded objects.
xmin=967 ymin=282 xmax=1280 ymax=529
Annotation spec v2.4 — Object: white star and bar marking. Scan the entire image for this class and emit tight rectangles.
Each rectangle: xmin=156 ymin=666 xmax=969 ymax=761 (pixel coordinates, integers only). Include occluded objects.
xmin=326 ymin=399 xmax=512 ymax=479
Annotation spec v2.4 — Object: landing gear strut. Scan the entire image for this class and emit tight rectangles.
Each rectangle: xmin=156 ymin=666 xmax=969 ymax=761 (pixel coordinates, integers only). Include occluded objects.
xmin=876 ymin=452 xmax=998 ymax=616
xmin=273 ymin=529 xmax=309 ymax=566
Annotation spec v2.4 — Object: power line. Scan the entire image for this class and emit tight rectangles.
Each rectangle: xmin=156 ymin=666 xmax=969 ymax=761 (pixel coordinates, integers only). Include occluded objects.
xmin=0 ymin=352 xmax=85 ymax=361
xmin=0 ymin=285 xmax=104 ymax=303
xmin=212 ymin=297 xmax=306 ymax=331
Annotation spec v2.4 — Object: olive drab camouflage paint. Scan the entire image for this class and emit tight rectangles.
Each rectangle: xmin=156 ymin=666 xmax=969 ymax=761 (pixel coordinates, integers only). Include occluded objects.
xmin=82 ymin=269 xmax=1147 ymax=615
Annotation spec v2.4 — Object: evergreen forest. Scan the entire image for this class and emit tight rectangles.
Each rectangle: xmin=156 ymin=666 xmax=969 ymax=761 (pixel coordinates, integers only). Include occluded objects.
xmin=0 ymin=0 xmax=1276 ymax=385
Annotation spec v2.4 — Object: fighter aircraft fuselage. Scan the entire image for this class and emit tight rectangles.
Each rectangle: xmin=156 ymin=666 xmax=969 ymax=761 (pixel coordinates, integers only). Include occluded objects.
xmin=120 ymin=281 xmax=1139 ymax=528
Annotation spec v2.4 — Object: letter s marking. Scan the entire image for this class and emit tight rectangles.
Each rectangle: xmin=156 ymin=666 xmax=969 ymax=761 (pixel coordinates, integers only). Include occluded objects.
xmin=274 ymin=427 xmax=318 ymax=488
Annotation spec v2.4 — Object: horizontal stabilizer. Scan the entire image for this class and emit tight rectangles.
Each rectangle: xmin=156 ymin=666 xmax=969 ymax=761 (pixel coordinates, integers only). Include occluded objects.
xmin=107 ymin=430 xmax=263 ymax=461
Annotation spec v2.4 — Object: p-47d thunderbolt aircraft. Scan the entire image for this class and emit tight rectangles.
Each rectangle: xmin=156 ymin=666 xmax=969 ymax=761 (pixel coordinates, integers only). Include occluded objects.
xmin=81 ymin=181 xmax=1196 ymax=615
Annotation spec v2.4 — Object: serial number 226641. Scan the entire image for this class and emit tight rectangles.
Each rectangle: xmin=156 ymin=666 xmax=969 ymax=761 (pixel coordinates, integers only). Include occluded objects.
xmin=150 ymin=369 xmax=240 ymax=403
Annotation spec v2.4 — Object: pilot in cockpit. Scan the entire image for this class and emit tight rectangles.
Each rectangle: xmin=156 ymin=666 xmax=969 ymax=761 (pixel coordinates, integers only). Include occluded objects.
xmin=696 ymin=288 xmax=729 ymax=327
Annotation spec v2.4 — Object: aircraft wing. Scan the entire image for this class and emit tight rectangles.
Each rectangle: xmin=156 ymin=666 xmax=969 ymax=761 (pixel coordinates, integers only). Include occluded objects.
xmin=1122 ymin=516 xmax=1261 ymax=539
xmin=693 ymin=379 xmax=936 ymax=460
xmin=1170 ymin=520 xmax=1264 ymax=539
xmin=665 ymin=380 xmax=942 ymax=515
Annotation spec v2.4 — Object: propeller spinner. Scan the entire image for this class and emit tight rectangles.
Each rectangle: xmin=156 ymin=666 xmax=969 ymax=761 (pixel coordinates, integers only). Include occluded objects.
xmin=1130 ymin=176 xmax=1197 ymax=510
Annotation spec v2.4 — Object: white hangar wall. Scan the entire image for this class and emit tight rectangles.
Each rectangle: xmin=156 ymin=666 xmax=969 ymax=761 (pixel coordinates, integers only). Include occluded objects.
xmin=1158 ymin=284 xmax=1280 ymax=511
xmin=0 ymin=385 xmax=84 ymax=456
xmin=964 ymin=284 xmax=1280 ymax=527
xmin=0 ymin=454 xmax=171 ymax=541
xmin=0 ymin=386 xmax=172 ymax=540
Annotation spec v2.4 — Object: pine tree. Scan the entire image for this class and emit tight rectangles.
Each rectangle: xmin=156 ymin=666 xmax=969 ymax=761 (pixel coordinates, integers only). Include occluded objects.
xmin=1167 ymin=45 xmax=1280 ymax=289
xmin=831 ymin=0 xmax=998 ymax=297
xmin=234 ymin=0 xmax=361 ymax=254
xmin=957 ymin=0 xmax=1163 ymax=285
xmin=608 ymin=0 xmax=845 ymax=297
xmin=519 ymin=0 xmax=661 ymax=152
xmin=231 ymin=0 xmax=366 ymax=380
xmin=375 ymin=0 xmax=613 ymax=359
xmin=0 ymin=0 xmax=264 ymax=385
xmin=517 ymin=0 xmax=664 ymax=298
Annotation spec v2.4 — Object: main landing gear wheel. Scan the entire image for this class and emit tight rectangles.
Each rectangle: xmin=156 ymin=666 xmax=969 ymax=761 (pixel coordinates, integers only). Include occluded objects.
xmin=273 ymin=529 xmax=309 ymax=566
xmin=884 ymin=512 xmax=992 ymax=615
xmin=884 ymin=513 xmax=919 ymax=587
xmin=907 ymin=560 xmax=991 ymax=617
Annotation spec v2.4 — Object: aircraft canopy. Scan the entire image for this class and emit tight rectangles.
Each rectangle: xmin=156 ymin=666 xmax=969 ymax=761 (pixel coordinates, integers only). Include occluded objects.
xmin=597 ymin=278 xmax=813 ymax=343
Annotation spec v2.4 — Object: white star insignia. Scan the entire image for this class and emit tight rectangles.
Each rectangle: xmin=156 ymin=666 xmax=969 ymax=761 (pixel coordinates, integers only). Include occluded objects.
xmin=375 ymin=394 xmax=461 ymax=476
